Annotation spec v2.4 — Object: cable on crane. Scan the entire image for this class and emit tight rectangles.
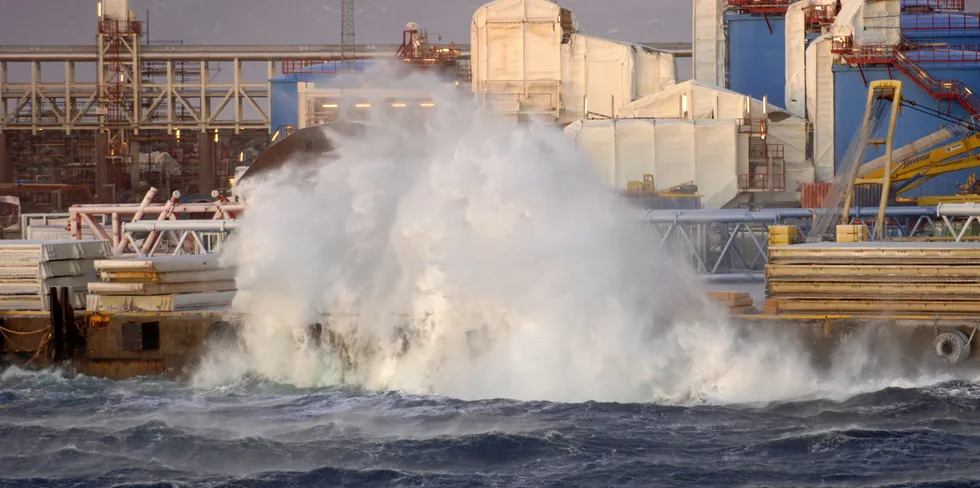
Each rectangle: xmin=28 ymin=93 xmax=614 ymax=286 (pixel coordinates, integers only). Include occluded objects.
xmin=900 ymin=99 xmax=980 ymax=133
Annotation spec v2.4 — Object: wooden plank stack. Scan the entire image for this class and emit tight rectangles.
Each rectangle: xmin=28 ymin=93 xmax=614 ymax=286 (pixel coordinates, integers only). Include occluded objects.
xmin=707 ymin=291 xmax=757 ymax=315
xmin=765 ymin=241 xmax=980 ymax=314
xmin=86 ymin=255 xmax=236 ymax=312
xmin=0 ymin=240 xmax=111 ymax=311
xmin=768 ymin=225 xmax=799 ymax=247
xmin=835 ymin=224 xmax=868 ymax=243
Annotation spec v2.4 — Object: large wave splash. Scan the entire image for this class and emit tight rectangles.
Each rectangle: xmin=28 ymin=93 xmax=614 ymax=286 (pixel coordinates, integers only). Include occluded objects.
xmin=194 ymin=66 xmax=953 ymax=404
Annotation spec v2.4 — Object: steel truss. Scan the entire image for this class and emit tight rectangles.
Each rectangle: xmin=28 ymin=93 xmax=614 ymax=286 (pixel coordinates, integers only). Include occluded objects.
xmin=0 ymin=41 xmax=690 ymax=135
xmin=644 ymin=207 xmax=972 ymax=275
xmin=67 ymin=186 xmax=244 ymax=257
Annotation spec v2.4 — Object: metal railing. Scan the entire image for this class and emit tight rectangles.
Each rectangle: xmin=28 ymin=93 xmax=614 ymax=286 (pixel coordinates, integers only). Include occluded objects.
xmin=902 ymin=12 xmax=980 ymax=31
xmin=831 ymin=36 xmax=980 ymax=117
xmin=643 ymin=206 xmax=965 ymax=276
xmin=725 ymin=0 xmax=793 ymax=14
xmin=67 ymin=187 xmax=244 ymax=256
xmin=903 ymin=0 xmax=966 ymax=11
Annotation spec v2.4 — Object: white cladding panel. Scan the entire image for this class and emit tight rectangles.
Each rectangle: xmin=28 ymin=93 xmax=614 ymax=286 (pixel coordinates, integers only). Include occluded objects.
xmin=103 ymin=0 xmax=129 ymax=20
xmin=564 ymin=119 xmax=742 ymax=209
xmin=785 ymin=2 xmax=807 ymax=119
xmin=832 ymin=0 xmax=901 ymax=46
xmin=471 ymin=0 xmax=563 ymax=114
xmin=693 ymin=0 xmax=726 ymax=86
xmin=806 ymin=35 xmax=835 ymax=182
xmin=472 ymin=0 xmax=676 ymax=120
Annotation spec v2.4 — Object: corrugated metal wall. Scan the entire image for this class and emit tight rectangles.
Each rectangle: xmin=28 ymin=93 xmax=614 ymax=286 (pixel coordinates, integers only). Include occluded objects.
xmin=833 ymin=63 xmax=980 ymax=198
xmin=725 ymin=13 xmax=786 ymax=106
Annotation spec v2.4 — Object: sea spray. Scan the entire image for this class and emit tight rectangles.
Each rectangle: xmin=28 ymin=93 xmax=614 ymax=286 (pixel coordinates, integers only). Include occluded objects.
xmin=196 ymin=64 xmax=957 ymax=404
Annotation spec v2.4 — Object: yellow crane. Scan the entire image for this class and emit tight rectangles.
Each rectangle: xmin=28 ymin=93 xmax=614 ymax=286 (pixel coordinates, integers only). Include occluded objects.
xmin=854 ymin=130 xmax=980 ymax=201
xmin=841 ymin=80 xmax=980 ymax=225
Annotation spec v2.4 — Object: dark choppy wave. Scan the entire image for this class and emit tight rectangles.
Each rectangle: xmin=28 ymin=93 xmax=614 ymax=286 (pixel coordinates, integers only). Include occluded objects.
xmin=1 ymin=368 xmax=979 ymax=487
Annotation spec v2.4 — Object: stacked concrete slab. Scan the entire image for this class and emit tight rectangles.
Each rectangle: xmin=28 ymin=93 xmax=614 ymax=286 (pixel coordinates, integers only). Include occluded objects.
xmin=87 ymin=255 xmax=236 ymax=312
xmin=765 ymin=242 xmax=980 ymax=314
xmin=0 ymin=240 xmax=111 ymax=311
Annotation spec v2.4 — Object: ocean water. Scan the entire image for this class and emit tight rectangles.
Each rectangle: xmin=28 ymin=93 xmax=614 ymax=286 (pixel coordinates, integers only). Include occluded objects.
xmin=2 ymin=367 xmax=980 ymax=487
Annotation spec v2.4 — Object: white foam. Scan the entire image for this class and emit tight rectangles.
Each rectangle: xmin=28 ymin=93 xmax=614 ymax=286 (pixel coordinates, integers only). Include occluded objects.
xmin=192 ymin=63 xmax=966 ymax=405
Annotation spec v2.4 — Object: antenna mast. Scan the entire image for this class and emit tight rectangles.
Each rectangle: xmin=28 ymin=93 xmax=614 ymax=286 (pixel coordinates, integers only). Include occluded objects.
xmin=341 ymin=0 xmax=355 ymax=68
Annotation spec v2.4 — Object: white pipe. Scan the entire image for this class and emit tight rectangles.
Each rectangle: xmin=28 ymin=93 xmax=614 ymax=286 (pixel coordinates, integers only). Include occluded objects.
xmin=124 ymin=220 xmax=239 ymax=232
xmin=71 ymin=202 xmax=247 ymax=214
xmin=937 ymin=202 xmax=980 ymax=217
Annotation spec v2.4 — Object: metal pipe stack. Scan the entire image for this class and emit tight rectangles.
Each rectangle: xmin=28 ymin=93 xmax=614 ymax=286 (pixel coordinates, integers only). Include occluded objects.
xmin=86 ymin=255 xmax=236 ymax=312
xmin=764 ymin=241 xmax=980 ymax=314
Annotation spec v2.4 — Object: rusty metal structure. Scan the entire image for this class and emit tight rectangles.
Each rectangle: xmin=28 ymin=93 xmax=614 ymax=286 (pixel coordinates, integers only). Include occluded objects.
xmin=0 ymin=0 xmax=691 ymax=213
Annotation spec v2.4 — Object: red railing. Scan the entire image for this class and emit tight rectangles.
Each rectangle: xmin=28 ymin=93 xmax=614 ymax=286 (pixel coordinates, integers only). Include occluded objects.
xmin=902 ymin=45 xmax=980 ymax=62
xmin=903 ymin=0 xmax=966 ymax=11
xmin=831 ymin=36 xmax=980 ymax=116
xmin=281 ymin=59 xmax=357 ymax=75
xmin=726 ymin=0 xmax=792 ymax=14
xmin=98 ymin=19 xmax=142 ymax=36
xmin=737 ymin=118 xmax=767 ymax=135
xmin=902 ymin=12 xmax=980 ymax=30
xmin=739 ymin=144 xmax=786 ymax=192
xmin=804 ymin=5 xmax=838 ymax=31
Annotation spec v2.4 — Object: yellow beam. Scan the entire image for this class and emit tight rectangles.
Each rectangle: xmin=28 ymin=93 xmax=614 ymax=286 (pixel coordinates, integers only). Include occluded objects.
xmin=859 ymin=132 xmax=980 ymax=184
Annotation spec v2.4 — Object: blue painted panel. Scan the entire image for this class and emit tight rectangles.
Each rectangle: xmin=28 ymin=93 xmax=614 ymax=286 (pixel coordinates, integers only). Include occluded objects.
xmin=833 ymin=63 xmax=980 ymax=198
xmin=270 ymin=81 xmax=299 ymax=132
xmin=902 ymin=13 xmax=980 ymax=45
xmin=268 ymin=60 xmax=378 ymax=131
xmin=726 ymin=13 xmax=786 ymax=107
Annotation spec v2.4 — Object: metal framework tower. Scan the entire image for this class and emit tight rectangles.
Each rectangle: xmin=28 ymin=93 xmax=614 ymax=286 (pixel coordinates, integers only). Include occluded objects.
xmin=97 ymin=2 xmax=141 ymax=198
xmin=341 ymin=0 xmax=355 ymax=68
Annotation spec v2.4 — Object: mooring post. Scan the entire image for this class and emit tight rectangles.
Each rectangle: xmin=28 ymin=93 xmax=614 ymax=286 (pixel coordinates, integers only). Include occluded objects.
xmin=48 ymin=287 xmax=64 ymax=362
xmin=60 ymin=287 xmax=76 ymax=360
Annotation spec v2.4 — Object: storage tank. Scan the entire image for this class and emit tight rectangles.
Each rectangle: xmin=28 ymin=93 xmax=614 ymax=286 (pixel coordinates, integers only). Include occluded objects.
xmin=470 ymin=0 xmax=676 ymax=122
xmin=101 ymin=0 xmax=129 ymax=20
xmin=471 ymin=0 xmax=566 ymax=118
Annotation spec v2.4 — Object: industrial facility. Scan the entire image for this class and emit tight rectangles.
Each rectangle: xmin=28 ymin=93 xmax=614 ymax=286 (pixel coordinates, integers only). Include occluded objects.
xmin=7 ymin=0 xmax=980 ymax=375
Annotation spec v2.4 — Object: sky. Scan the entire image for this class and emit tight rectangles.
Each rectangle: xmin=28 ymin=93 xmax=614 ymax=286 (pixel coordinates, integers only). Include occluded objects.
xmin=0 ymin=0 xmax=976 ymax=83
xmin=0 ymin=0 xmax=690 ymax=47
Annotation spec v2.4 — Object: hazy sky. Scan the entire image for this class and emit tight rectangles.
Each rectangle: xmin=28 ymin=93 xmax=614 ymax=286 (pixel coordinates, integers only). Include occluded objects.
xmin=0 ymin=0 xmax=976 ymax=82
xmin=0 ymin=0 xmax=690 ymax=47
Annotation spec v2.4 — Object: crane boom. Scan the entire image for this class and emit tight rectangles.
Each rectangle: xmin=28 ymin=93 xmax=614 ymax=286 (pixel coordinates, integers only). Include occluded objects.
xmin=855 ymin=130 xmax=980 ymax=195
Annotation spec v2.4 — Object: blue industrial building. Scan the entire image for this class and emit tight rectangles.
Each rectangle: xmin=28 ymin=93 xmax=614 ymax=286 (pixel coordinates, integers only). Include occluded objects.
xmin=834 ymin=59 xmax=980 ymax=198
xmin=724 ymin=1 xmax=980 ymax=200
xmin=725 ymin=12 xmax=787 ymax=105
xmin=269 ymin=60 xmax=375 ymax=135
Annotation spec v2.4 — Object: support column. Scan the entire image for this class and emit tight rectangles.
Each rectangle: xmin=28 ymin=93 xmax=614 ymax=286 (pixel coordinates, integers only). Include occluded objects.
xmin=198 ymin=131 xmax=214 ymax=194
xmin=0 ymin=133 xmax=12 ymax=184
xmin=129 ymin=140 xmax=141 ymax=191
xmin=95 ymin=131 xmax=109 ymax=202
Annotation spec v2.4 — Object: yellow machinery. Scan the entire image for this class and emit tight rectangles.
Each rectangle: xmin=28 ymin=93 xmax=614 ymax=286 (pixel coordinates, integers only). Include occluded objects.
xmin=625 ymin=174 xmax=699 ymax=197
xmin=843 ymin=80 xmax=903 ymax=239
xmin=624 ymin=174 xmax=701 ymax=209
xmin=626 ymin=174 xmax=657 ymax=196
xmin=855 ymin=130 xmax=980 ymax=202
xmin=845 ymin=80 xmax=980 ymax=213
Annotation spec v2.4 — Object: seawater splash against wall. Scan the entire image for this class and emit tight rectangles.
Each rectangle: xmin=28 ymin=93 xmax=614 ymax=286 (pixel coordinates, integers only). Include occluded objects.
xmin=194 ymin=64 xmax=966 ymax=405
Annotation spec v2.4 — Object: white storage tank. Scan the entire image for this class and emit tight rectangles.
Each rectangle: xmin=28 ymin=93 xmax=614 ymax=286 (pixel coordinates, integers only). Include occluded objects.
xmin=471 ymin=0 xmax=566 ymax=118
xmin=471 ymin=0 xmax=677 ymax=122
xmin=101 ymin=0 xmax=130 ymax=20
